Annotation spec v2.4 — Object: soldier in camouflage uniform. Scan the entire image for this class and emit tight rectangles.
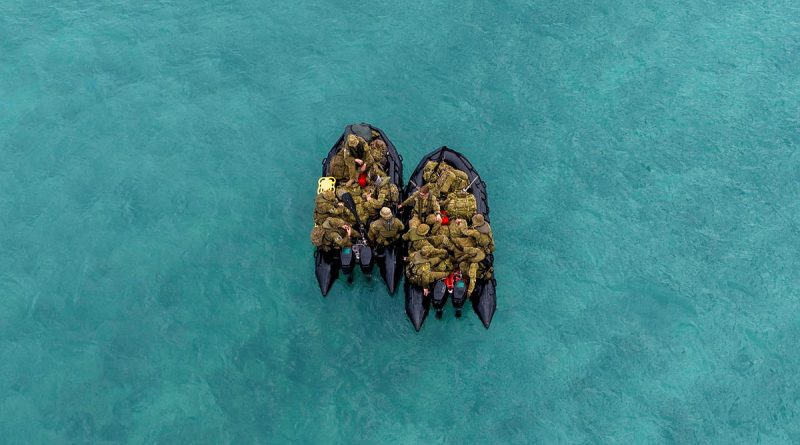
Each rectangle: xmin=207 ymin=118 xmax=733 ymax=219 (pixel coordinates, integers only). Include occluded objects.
xmin=426 ymin=229 xmax=455 ymax=272
xmin=328 ymin=134 xmax=374 ymax=187
xmin=459 ymin=246 xmax=485 ymax=297
xmin=423 ymin=161 xmax=470 ymax=197
xmin=313 ymin=189 xmax=345 ymax=226
xmin=314 ymin=217 xmax=356 ymax=252
xmin=471 ymin=213 xmax=495 ymax=254
xmin=333 ymin=188 xmax=358 ymax=225
xmin=345 ymin=134 xmax=375 ymax=178
xmin=362 ymin=176 xmax=400 ymax=221
xmin=398 ymin=184 xmax=441 ymax=227
xmin=367 ymin=139 xmax=388 ymax=176
xmin=327 ymin=143 xmax=358 ymax=186
xmin=402 ymin=223 xmax=433 ymax=252
xmin=406 ymin=247 xmax=450 ymax=293
xmin=368 ymin=207 xmax=405 ymax=246
xmin=448 ymin=219 xmax=478 ymax=259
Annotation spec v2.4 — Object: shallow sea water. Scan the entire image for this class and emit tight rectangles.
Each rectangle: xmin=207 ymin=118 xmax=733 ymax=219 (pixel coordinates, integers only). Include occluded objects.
xmin=2 ymin=1 xmax=800 ymax=443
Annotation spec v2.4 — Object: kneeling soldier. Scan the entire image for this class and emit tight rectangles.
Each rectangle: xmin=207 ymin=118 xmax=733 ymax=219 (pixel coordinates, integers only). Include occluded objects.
xmin=313 ymin=217 xmax=356 ymax=252
xmin=313 ymin=189 xmax=345 ymax=226
xmin=407 ymin=248 xmax=450 ymax=294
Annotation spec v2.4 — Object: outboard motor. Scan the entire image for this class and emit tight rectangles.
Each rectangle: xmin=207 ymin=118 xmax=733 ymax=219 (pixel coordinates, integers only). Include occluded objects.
xmin=432 ymin=280 xmax=448 ymax=319
xmin=340 ymin=247 xmax=354 ymax=282
xmin=452 ymin=279 xmax=468 ymax=318
xmin=339 ymin=191 xmax=373 ymax=281
xmin=358 ymin=244 xmax=373 ymax=275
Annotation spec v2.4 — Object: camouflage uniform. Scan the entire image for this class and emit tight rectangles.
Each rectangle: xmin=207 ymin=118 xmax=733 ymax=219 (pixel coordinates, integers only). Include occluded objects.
xmin=317 ymin=217 xmax=355 ymax=252
xmin=362 ymin=176 xmax=399 ymax=221
xmin=327 ymin=147 xmax=358 ymax=184
xmin=448 ymin=219 xmax=483 ymax=264
xmin=346 ymin=134 xmax=370 ymax=159
xmin=364 ymin=176 xmax=400 ymax=213
xmin=471 ymin=214 xmax=495 ymax=254
xmin=313 ymin=190 xmax=344 ymax=226
xmin=423 ymin=161 xmax=469 ymax=197
xmin=406 ymin=249 xmax=449 ymax=288
xmin=402 ymin=223 xmax=434 ymax=252
xmin=367 ymin=139 xmax=388 ymax=176
xmin=346 ymin=134 xmax=376 ymax=177
xmin=400 ymin=189 xmax=440 ymax=226
xmin=334 ymin=186 xmax=365 ymax=225
xmin=458 ymin=246 xmax=486 ymax=296
xmin=368 ymin=207 xmax=405 ymax=246
xmin=426 ymin=232 xmax=455 ymax=272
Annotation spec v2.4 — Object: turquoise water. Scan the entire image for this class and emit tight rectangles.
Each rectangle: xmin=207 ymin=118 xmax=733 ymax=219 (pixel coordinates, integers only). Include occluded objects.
xmin=2 ymin=0 xmax=799 ymax=443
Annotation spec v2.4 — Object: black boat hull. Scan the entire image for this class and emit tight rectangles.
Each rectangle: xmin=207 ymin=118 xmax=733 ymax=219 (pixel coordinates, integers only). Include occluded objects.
xmin=314 ymin=249 xmax=339 ymax=297
xmin=472 ymin=278 xmax=497 ymax=328
xmin=404 ymin=281 xmax=430 ymax=332
xmin=378 ymin=243 xmax=403 ymax=294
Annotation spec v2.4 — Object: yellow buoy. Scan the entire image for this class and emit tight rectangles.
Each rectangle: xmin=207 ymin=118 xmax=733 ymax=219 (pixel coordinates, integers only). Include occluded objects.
xmin=317 ymin=177 xmax=336 ymax=194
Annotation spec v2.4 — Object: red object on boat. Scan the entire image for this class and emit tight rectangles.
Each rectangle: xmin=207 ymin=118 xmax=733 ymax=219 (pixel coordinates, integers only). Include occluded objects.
xmin=444 ymin=273 xmax=455 ymax=290
xmin=441 ymin=210 xmax=450 ymax=225
xmin=357 ymin=172 xmax=367 ymax=188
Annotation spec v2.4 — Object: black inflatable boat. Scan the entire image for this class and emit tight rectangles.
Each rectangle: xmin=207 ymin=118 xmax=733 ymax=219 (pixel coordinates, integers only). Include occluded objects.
xmin=314 ymin=123 xmax=404 ymax=296
xmin=402 ymin=147 xmax=497 ymax=330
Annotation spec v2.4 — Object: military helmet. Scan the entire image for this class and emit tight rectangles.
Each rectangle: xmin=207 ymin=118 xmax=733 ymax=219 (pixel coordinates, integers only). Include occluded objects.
xmin=380 ymin=207 xmax=392 ymax=219
xmin=472 ymin=214 xmax=485 ymax=227
xmin=320 ymin=189 xmax=336 ymax=201
xmin=346 ymin=134 xmax=359 ymax=147
xmin=416 ymin=223 xmax=430 ymax=236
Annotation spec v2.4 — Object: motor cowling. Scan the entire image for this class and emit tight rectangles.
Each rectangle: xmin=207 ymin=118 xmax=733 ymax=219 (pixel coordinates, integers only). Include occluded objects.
xmin=359 ymin=245 xmax=373 ymax=274
xmin=340 ymin=247 xmax=354 ymax=274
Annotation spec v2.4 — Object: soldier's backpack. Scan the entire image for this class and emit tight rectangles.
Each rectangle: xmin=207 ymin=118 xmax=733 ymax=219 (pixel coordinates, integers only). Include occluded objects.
xmin=452 ymin=170 xmax=470 ymax=191
xmin=327 ymin=154 xmax=347 ymax=181
xmin=310 ymin=226 xmax=326 ymax=247
xmin=444 ymin=192 xmax=477 ymax=219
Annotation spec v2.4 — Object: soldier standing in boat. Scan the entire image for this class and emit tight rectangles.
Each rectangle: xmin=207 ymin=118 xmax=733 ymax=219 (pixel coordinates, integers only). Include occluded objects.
xmin=398 ymin=184 xmax=442 ymax=228
xmin=368 ymin=207 xmax=405 ymax=247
